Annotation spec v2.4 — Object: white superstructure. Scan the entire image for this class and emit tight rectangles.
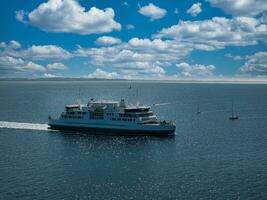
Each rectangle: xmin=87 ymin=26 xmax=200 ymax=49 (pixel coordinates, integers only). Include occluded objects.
xmin=48 ymin=98 xmax=175 ymax=136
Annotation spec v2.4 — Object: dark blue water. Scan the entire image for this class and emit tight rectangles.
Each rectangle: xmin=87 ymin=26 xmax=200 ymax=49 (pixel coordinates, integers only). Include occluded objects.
xmin=0 ymin=81 xmax=266 ymax=199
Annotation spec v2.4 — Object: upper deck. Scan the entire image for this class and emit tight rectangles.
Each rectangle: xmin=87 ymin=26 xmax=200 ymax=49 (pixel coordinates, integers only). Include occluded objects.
xmin=65 ymin=99 xmax=151 ymax=114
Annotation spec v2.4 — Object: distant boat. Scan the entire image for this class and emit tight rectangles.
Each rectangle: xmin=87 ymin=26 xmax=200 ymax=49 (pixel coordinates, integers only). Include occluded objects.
xmin=229 ymin=101 xmax=239 ymax=120
xmin=196 ymin=103 xmax=201 ymax=114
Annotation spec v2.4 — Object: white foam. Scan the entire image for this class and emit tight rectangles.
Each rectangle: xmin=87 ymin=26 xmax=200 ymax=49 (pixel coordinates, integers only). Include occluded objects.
xmin=0 ymin=121 xmax=50 ymax=131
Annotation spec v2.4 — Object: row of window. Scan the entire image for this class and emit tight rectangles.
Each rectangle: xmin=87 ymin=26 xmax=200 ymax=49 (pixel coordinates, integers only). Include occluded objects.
xmin=77 ymin=111 xmax=86 ymax=115
xmin=119 ymin=113 xmax=153 ymax=117
xmin=106 ymin=113 xmax=115 ymax=116
xmin=62 ymin=115 xmax=83 ymax=119
xmin=110 ymin=118 xmax=136 ymax=122
xmin=119 ymin=113 xmax=134 ymax=118
xmin=66 ymin=111 xmax=86 ymax=115
xmin=90 ymin=112 xmax=104 ymax=120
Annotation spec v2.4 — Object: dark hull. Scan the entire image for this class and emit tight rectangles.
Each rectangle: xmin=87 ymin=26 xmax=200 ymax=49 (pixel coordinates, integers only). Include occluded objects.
xmin=48 ymin=124 xmax=175 ymax=136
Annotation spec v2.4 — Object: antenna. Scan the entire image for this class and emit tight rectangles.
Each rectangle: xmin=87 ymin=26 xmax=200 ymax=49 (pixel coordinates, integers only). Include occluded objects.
xmin=136 ymin=88 xmax=139 ymax=106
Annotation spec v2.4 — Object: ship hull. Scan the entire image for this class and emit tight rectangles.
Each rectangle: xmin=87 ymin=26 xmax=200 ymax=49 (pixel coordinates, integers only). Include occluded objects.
xmin=48 ymin=124 xmax=175 ymax=136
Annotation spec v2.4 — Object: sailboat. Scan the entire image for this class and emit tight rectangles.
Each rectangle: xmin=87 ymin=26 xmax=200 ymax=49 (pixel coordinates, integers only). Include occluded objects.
xmin=196 ymin=103 xmax=201 ymax=114
xmin=229 ymin=101 xmax=239 ymax=120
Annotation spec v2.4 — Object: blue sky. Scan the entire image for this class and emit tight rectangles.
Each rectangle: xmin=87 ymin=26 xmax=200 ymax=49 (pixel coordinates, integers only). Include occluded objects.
xmin=0 ymin=0 xmax=266 ymax=80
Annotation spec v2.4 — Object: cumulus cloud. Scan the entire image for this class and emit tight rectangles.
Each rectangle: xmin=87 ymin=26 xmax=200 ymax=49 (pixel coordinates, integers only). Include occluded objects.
xmin=208 ymin=0 xmax=267 ymax=16
xmin=47 ymin=62 xmax=67 ymax=70
xmin=122 ymin=2 xmax=129 ymax=6
xmin=138 ymin=3 xmax=167 ymax=21
xmin=75 ymin=37 xmax=190 ymax=78
xmin=187 ymin=3 xmax=202 ymax=17
xmin=154 ymin=16 xmax=267 ymax=50
xmin=126 ymin=24 xmax=135 ymax=30
xmin=12 ymin=45 xmax=71 ymax=60
xmin=9 ymin=40 xmax=21 ymax=49
xmin=15 ymin=10 xmax=27 ymax=23
xmin=1 ymin=41 xmax=71 ymax=63
xmin=95 ymin=36 xmax=122 ymax=46
xmin=0 ymin=40 xmax=21 ymax=50
xmin=240 ymin=52 xmax=267 ymax=75
xmin=0 ymin=56 xmax=46 ymax=74
xmin=87 ymin=68 xmax=120 ymax=79
xmin=176 ymin=62 xmax=215 ymax=77
xmin=174 ymin=8 xmax=179 ymax=14
xmin=0 ymin=42 xmax=7 ymax=48
xmin=15 ymin=0 xmax=121 ymax=35
xmin=225 ymin=53 xmax=243 ymax=60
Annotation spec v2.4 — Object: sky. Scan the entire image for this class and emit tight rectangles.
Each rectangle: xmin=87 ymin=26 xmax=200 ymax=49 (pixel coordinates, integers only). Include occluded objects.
xmin=0 ymin=0 xmax=266 ymax=80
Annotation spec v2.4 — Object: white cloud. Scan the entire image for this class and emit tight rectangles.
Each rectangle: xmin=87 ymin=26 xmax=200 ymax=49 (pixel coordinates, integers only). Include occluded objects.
xmin=0 ymin=56 xmax=46 ymax=73
xmin=87 ymin=68 xmax=120 ymax=79
xmin=174 ymin=8 xmax=179 ymax=14
xmin=1 ymin=42 xmax=71 ymax=62
xmin=122 ymin=2 xmax=129 ymax=6
xmin=15 ymin=10 xmax=27 ymax=23
xmin=43 ymin=73 xmax=58 ymax=78
xmin=75 ymin=37 xmax=180 ymax=78
xmin=0 ymin=42 xmax=7 ymax=48
xmin=23 ymin=61 xmax=46 ymax=72
xmin=47 ymin=62 xmax=67 ymax=70
xmin=15 ymin=45 xmax=71 ymax=60
xmin=9 ymin=40 xmax=21 ymax=49
xmin=75 ymin=37 xmax=190 ymax=72
xmin=154 ymin=16 xmax=267 ymax=50
xmin=240 ymin=51 xmax=267 ymax=74
xmin=0 ymin=40 xmax=21 ymax=50
xmin=208 ymin=0 xmax=267 ymax=16
xmin=95 ymin=36 xmax=122 ymax=46
xmin=138 ymin=3 xmax=167 ymax=21
xmin=225 ymin=53 xmax=243 ymax=60
xmin=0 ymin=56 xmax=24 ymax=67
xmin=126 ymin=24 xmax=135 ymax=30
xmin=187 ymin=3 xmax=202 ymax=17
xmin=176 ymin=62 xmax=215 ymax=77
xmin=16 ymin=0 xmax=121 ymax=35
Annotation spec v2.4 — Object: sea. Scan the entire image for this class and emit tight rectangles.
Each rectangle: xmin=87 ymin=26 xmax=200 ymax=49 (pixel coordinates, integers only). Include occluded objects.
xmin=0 ymin=80 xmax=266 ymax=199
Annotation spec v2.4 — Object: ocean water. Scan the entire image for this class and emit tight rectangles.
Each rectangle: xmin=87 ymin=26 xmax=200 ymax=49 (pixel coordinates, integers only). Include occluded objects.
xmin=0 ymin=81 xmax=266 ymax=199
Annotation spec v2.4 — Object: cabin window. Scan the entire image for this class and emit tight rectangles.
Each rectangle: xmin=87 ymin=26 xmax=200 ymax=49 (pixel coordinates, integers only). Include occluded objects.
xmin=90 ymin=112 xmax=104 ymax=120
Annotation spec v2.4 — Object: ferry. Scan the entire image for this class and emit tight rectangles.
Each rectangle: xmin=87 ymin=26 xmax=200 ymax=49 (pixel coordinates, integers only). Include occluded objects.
xmin=48 ymin=98 xmax=176 ymax=136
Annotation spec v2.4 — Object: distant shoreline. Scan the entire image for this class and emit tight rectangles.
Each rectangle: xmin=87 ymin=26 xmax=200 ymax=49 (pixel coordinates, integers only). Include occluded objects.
xmin=0 ymin=77 xmax=267 ymax=84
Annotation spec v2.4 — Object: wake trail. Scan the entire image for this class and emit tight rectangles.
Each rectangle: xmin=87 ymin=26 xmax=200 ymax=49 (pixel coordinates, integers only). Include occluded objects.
xmin=0 ymin=121 xmax=51 ymax=131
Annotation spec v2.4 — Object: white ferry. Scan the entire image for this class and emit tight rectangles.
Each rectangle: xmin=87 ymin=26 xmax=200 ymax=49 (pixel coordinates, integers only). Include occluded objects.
xmin=48 ymin=98 xmax=175 ymax=136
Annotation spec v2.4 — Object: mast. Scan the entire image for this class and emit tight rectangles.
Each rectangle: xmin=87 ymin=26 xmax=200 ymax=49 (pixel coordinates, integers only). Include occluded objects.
xmin=231 ymin=100 xmax=234 ymax=117
xmin=197 ymin=103 xmax=201 ymax=114
xmin=136 ymin=88 xmax=139 ymax=106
